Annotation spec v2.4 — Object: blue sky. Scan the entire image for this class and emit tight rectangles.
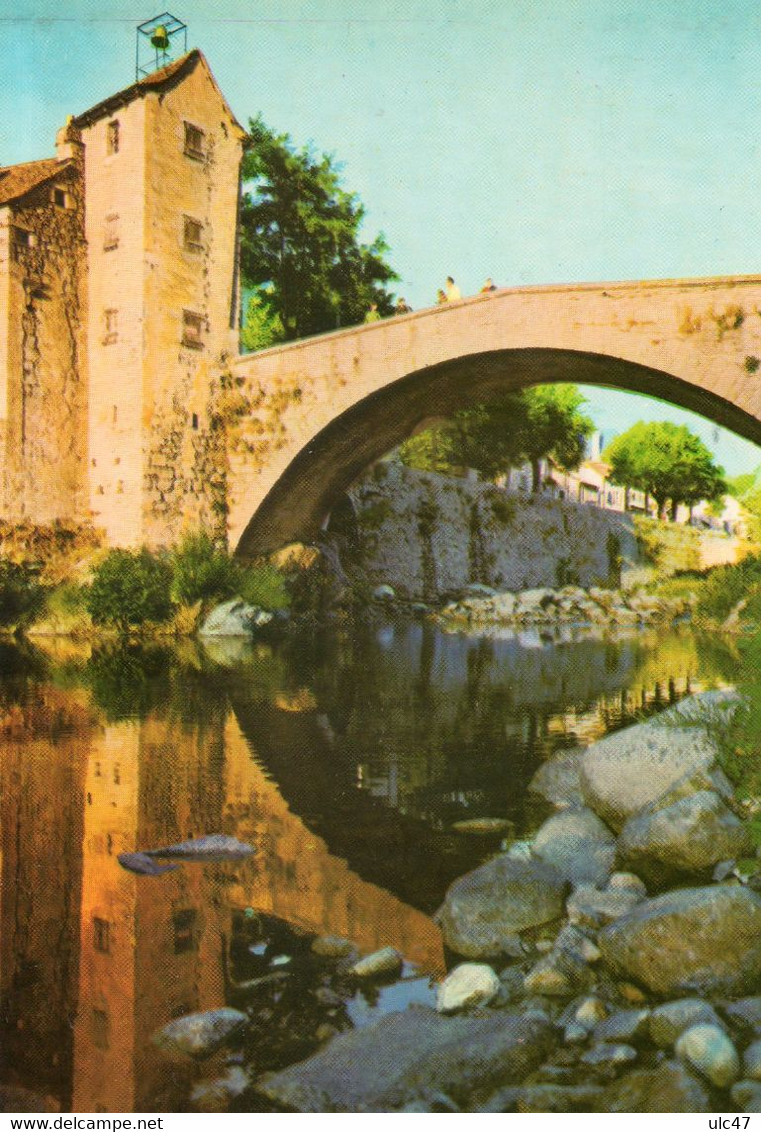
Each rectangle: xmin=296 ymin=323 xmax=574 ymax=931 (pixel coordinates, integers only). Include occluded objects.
xmin=4 ymin=0 xmax=761 ymax=474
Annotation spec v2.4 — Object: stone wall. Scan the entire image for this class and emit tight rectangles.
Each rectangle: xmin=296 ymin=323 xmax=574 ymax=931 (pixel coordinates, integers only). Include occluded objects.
xmin=342 ymin=463 xmax=639 ymax=600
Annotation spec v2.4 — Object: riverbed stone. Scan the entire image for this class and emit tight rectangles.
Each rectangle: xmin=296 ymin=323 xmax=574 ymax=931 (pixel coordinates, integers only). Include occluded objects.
xmin=599 ymin=885 xmax=761 ymax=997
xmin=199 ymin=599 xmax=273 ymax=637
xmin=517 ymin=1084 xmax=604 ymax=1113
xmin=600 ymin=1059 xmax=710 ymax=1112
xmin=566 ymin=882 xmax=643 ymax=930
xmin=435 ymin=855 xmax=566 ymax=959
xmin=593 ymin=1008 xmax=651 ymax=1044
xmin=531 ymin=806 xmax=616 ymax=886
xmin=731 ymin=1081 xmax=761 ymax=1112
xmin=256 ymin=1006 xmax=553 ymax=1112
xmin=574 ymin=996 xmax=608 ymax=1030
xmin=675 ymin=1023 xmax=741 ymax=1088
xmin=649 ymin=999 xmax=724 ymax=1048
xmin=311 ymin=935 xmax=356 ymax=959
xmin=527 ymin=747 xmax=585 ymax=810
xmin=607 ymin=872 xmax=648 ymax=897
xmin=580 ymin=1042 xmax=638 ymax=1070
xmin=743 ymin=1040 xmax=761 ymax=1081
xmin=523 ymin=947 xmax=592 ymax=998
xmin=152 ymin=1008 xmax=248 ymax=1059
xmin=350 ymin=947 xmax=403 ymax=979
xmin=579 ymin=711 xmax=721 ymax=831
xmin=452 ymin=817 xmax=515 ymax=836
xmin=436 ymin=963 xmax=500 ymax=1013
xmin=721 ymin=997 xmax=761 ymax=1038
xmin=616 ymin=790 xmax=753 ymax=887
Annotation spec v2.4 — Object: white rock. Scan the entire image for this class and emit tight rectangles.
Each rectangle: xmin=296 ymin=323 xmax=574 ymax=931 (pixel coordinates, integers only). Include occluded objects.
xmin=436 ymin=963 xmax=500 ymax=1014
xmin=675 ymin=1023 xmax=741 ymax=1088
xmin=350 ymin=947 xmax=403 ymax=979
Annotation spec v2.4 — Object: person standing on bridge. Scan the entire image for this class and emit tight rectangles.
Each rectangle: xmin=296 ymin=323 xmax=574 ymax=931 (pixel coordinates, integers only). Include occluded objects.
xmin=480 ymin=277 xmax=497 ymax=293
xmin=395 ymin=297 xmax=413 ymax=315
xmin=436 ymin=289 xmax=447 ymax=304
xmin=445 ymin=276 xmax=462 ymax=302
xmin=364 ymin=302 xmax=382 ymax=323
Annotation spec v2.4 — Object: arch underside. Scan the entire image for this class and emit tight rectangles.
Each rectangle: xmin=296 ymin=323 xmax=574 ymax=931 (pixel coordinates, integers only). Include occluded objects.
xmin=234 ymin=347 xmax=761 ymax=557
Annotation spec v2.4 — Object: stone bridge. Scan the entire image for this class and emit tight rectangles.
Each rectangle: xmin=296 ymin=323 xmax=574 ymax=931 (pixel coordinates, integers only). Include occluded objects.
xmin=228 ymin=275 xmax=761 ymax=556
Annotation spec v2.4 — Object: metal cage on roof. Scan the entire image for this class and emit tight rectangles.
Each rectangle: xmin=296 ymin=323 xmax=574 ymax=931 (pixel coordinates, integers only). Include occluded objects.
xmin=136 ymin=13 xmax=188 ymax=80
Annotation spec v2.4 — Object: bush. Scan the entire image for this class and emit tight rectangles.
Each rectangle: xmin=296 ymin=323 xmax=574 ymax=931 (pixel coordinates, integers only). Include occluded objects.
xmin=695 ymin=552 xmax=761 ymax=623
xmin=86 ymin=548 xmax=173 ymax=631
xmin=0 ymin=559 xmax=44 ymax=627
xmin=237 ymin=563 xmax=290 ymax=611
xmin=170 ymin=531 xmax=239 ymax=606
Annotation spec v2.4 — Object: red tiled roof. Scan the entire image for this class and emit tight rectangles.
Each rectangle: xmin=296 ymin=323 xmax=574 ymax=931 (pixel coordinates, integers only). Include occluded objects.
xmin=73 ymin=49 xmax=244 ymax=135
xmin=0 ymin=158 xmax=70 ymax=207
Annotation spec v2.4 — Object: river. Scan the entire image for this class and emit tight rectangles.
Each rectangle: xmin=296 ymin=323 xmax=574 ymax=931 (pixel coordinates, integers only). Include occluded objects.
xmin=0 ymin=621 xmax=740 ymax=1112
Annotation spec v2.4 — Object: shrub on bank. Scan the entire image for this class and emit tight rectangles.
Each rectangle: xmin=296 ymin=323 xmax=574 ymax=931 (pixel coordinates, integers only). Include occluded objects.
xmin=695 ymin=552 xmax=761 ymax=624
xmin=170 ymin=531 xmax=239 ymax=606
xmin=86 ymin=548 xmax=173 ymax=632
xmin=0 ymin=559 xmax=44 ymax=628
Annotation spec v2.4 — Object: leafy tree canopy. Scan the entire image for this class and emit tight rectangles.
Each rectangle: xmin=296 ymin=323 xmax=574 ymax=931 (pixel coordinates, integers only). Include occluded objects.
xmin=240 ymin=114 xmax=398 ymax=344
xmin=603 ymin=421 xmax=727 ymax=519
xmin=400 ymin=384 xmax=594 ymax=490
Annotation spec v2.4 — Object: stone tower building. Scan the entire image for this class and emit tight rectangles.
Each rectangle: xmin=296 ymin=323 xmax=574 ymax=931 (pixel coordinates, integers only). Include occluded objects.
xmin=0 ymin=50 xmax=245 ymax=547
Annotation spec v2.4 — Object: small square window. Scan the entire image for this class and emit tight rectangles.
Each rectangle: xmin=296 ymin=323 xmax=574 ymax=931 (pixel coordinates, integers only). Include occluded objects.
xmin=183 ymin=216 xmax=203 ymax=252
xmin=103 ymin=308 xmax=118 ymax=345
xmin=103 ymin=214 xmax=119 ymax=251
xmin=173 ymin=908 xmax=197 ymax=954
xmin=93 ymin=917 xmax=110 ymax=954
xmin=184 ymin=122 xmax=205 ymax=160
xmin=107 ymin=120 xmax=120 ymax=155
xmin=182 ymin=309 xmax=204 ymax=349
xmin=11 ymin=227 xmax=35 ymax=260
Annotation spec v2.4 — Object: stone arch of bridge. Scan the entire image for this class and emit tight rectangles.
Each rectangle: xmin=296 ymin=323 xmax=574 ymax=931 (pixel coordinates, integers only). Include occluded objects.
xmin=233 ymin=346 xmax=761 ymax=557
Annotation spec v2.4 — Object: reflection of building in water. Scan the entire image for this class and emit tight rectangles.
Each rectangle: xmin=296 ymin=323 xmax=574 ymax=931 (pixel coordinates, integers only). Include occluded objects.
xmin=2 ymin=681 xmax=443 ymax=1114
xmin=0 ymin=689 xmax=91 ymax=1111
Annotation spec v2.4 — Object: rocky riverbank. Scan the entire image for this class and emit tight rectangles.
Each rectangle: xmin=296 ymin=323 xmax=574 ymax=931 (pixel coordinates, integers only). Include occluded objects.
xmin=436 ymin=583 xmax=693 ymax=631
xmin=143 ymin=685 xmax=761 ymax=1113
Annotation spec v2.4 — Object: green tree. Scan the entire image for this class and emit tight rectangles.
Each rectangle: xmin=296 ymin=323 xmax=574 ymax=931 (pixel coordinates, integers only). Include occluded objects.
xmin=604 ymin=421 xmax=727 ymax=520
xmin=240 ymin=291 xmax=284 ymax=353
xmin=398 ymin=384 xmax=593 ymax=490
xmin=240 ymin=114 xmax=398 ymax=341
xmin=518 ymin=386 xmax=594 ymax=492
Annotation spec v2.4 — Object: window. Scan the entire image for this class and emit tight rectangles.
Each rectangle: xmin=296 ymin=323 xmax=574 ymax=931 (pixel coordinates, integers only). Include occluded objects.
xmin=107 ymin=120 xmax=120 ymax=155
xmin=93 ymin=917 xmax=110 ymax=954
xmin=182 ymin=309 xmax=204 ymax=349
xmin=11 ymin=227 xmax=35 ymax=260
xmin=52 ymin=188 xmax=68 ymax=208
xmin=103 ymin=214 xmax=119 ymax=251
xmin=173 ymin=909 xmax=197 ymax=954
xmin=183 ymin=216 xmax=203 ymax=252
xmin=184 ymin=122 xmax=205 ymax=160
xmin=191 ymin=412 xmax=199 ymax=430
xmin=103 ymin=309 xmax=118 ymax=345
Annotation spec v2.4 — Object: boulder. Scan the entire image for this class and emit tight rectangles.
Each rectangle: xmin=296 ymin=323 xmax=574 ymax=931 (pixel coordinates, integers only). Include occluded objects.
xmin=731 ymin=1081 xmax=761 ymax=1112
xmin=256 ymin=1007 xmax=553 ymax=1112
xmin=580 ymin=712 xmax=720 ymax=831
xmin=721 ymin=997 xmax=761 ymax=1039
xmin=599 ymin=885 xmax=761 ymax=997
xmin=649 ymin=999 xmax=724 ymax=1048
xmin=616 ymin=791 xmax=752 ymax=887
xmin=152 ymin=1008 xmax=247 ymax=1059
xmin=594 ymin=1008 xmax=651 ymax=1044
xmin=516 ymin=1084 xmax=604 ymax=1113
xmin=580 ymin=1043 xmax=638 ymax=1070
xmin=437 ymin=963 xmax=500 ymax=1013
xmin=675 ymin=1023 xmax=740 ymax=1088
xmin=523 ymin=947 xmax=592 ymax=998
xmin=350 ymin=947 xmax=403 ymax=980
xmin=567 ymin=882 xmax=644 ymax=930
xmin=528 ymin=747 xmax=585 ymax=810
xmin=600 ymin=1059 xmax=710 ymax=1112
xmin=436 ymin=855 xmax=566 ymax=959
xmin=199 ymin=598 xmax=273 ymax=637
xmin=531 ymin=806 xmax=615 ymax=886
xmin=744 ymin=1039 xmax=761 ymax=1081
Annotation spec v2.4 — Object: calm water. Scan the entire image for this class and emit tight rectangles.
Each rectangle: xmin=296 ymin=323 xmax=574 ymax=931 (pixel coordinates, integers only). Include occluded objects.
xmin=0 ymin=621 xmax=740 ymax=1112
